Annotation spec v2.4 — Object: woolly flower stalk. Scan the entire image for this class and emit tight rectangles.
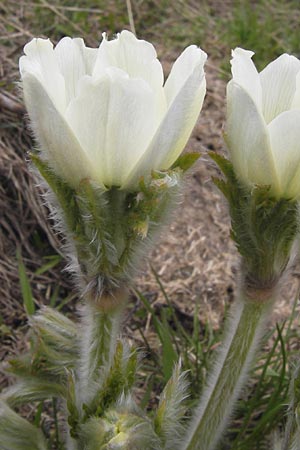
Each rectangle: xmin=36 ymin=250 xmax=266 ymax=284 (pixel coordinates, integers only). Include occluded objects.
xmin=20 ymin=30 xmax=206 ymax=190
xmin=226 ymin=47 xmax=300 ymax=200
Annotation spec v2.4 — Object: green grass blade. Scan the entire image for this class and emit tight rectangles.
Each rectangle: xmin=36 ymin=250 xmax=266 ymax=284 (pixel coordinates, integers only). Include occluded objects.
xmin=17 ymin=248 xmax=35 ymax=316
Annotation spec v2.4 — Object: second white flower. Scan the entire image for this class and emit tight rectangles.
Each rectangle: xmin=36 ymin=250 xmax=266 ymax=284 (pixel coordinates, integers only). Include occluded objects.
xmin=226 ymin=48 xmax=300 ymax=199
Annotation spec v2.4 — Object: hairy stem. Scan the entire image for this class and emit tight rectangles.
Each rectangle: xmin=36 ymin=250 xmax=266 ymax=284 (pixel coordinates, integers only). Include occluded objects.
xmin=183 ymin=288 xmax=276 ymax=450
xmin=283 ymin=428 xmax=300 ymax=450
xmin=78 ymin=300 xmax=124 ymax=407
xmin=282 ymin=377 xmax=300 ymax=450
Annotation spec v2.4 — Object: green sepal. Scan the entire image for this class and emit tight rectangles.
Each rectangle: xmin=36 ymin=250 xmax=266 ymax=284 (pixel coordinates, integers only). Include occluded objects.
xmin=210 ymin=151 xmax=237 ymax=198
xmin=30 ymin=154 xmax=83 ymax=235
xmin=127 ymin=169 xmax=181 ymax=237
xmin=171 ymin=152 xmax=201 ymax=172
xmin=210 ymin=152 xmax=299 ymax=287
xmin=32 ymin=154 xmax=184 ymax=297
xmin=76 ymin=180 xmax=119 ymax=268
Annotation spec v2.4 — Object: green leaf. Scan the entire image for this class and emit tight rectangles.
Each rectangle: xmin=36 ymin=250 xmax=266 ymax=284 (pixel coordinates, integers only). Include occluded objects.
xmin=135 ymin=289 xmax=177 ymax=380
xmin=0 ymin=401 xmax=48 ymax=450
xmin=140 ymin=376 xmax=154 ymax=410
xmin=171 ymin=152 xmax=201 ymax=172
xmin=35 ymin=255 xmax=62 ymax=275
xmin=160 ymin=310 xmax=179 ymax=381
xmin=66 ymin=370 xmax=80 ymax=439
xmin=155 ymin=363 xmax=188 ymax=446
xmin=2 ymin=378 xmax=67 ymax=408
xmin=33 ymin=402 xmax=44 ymax=427
xmin=16 ymin=248 xmax=35 ymax=316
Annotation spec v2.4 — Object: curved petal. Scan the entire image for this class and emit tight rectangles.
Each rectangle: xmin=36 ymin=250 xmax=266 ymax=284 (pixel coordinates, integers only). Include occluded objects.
xmin=22 ymin=73 xmax=97 ymax=187
xmin=268 ymin=110 xmax=300 ymax=199
xmin=93 ymin=31 xmax=166 ymax=124
xmin=260 ymin=54 xmax=300 ymax=123
xmin=122 ymin=59 xmax=206 ymax=188
xmin=65 ymin=70 xmax=160 ymax=187
xmin=226 ymin=81 xmax=280 ymax=193
xmin=93 ymin=30 xmax=164 ymax=91
xmin=230 ymin=47 xmax=262 ymax=110
xmin=291 ymin=70 xmax=300 ymax=109
xmin=164 ymin=45 xmax=207 ymax=106
xmin=19 ymin=38 xmax=66 ymax=113
xmin=54 ymin=37 xmax=97 ymax=105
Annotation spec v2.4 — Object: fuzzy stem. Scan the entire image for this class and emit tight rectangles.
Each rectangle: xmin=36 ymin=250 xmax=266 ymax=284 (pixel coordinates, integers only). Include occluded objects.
xmin=283 ymin=429 xmax=300 ymax=450
xmin=282 ymin=409 xmax=295 ymax=450
xmin=281 ymin=370 xmax=300 ymax=450
xmin=183 ymin=288 xmax=276 ymax=450
xmin=78 ymin=300 xmax=124 ymax=407
xmin=287 ymin=431 xmax=300 ymax=450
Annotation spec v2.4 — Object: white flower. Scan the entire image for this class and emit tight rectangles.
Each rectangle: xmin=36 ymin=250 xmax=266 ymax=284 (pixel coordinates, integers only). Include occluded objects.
xmin=226 ymin=48 xmax=300 ymax=199
xmin=20 ymin=31 xmax=207 ymax=189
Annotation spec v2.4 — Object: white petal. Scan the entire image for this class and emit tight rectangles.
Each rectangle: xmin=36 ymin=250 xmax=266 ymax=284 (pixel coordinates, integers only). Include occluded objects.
xmin=54 ymin=37 xmax=97 ymax=105
xmin=226 ymin=81 xmax=280 ymax=193
xmin=65 ymin=70 xmax=159 ymax=187
xmin=93 ymin=31 xmax=166 ymax=124
xmin=93 ymin=30 xmax=164 ymax=91
xmin=291 ymin=70 xmax=300 ymax=109
xmin=230 ymin=47 xmax=262 ymax=109
xmin=122 ymin=59 xmax=206 ymax=188
xmin=79 ymin=42 xmax=98 ymax=74
xmin=19 ymin=38 xmax=66 ymax=113
xmin=260 ymin=54 xmax=300 ymax=123
xmin=268 ymin=110 xmax=300 ymax=198
xmin=22 ymin=73 xmax=96 ymax=187
xmin=164 ymin=45 xmax=207 ymax=106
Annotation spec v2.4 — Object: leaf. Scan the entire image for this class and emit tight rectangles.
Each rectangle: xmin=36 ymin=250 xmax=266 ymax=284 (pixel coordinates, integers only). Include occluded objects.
xmin=160 ymin=310 xmax=179 ymax=381
xmin=171 ymin=152 xmax=201 ymax=172
xmin=155 ymin=363 xmax=189 ymax=448
xmin=2 ymin=378 xmax=67 ymax=407
xmin=0 ymin=401 xmax=48 ymax=450
xmin=17 ymin=248 xmax=35 ymax=316
xmin=136 ymin=289 xmax=178 ymax=381
xmin=35 ymin=255 xmax=62 ymax=275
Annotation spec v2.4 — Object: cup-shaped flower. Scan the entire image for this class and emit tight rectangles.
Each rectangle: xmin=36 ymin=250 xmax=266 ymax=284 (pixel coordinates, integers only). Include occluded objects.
xmin=20 ymin=31 xmax=206 ymax=190
xmin=226 ymin=48 xmax=300 ymax=199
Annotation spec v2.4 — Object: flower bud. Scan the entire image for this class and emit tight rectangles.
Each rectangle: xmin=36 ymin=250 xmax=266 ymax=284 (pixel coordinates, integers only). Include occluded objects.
xmin=79 ymin=410 xmax=160 ymax=450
